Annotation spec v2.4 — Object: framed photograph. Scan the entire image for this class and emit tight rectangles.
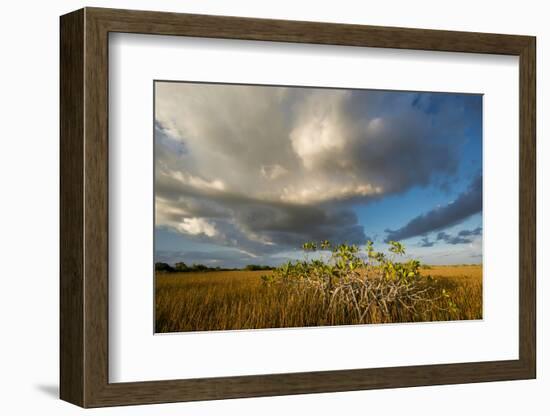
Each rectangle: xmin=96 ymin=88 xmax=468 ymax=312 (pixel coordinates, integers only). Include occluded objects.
xmin=60 ymin=7 xmax=536 ymax=407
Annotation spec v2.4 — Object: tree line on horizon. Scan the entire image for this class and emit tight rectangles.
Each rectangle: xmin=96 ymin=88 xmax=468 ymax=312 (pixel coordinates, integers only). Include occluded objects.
xmin=154 ymin=261 xmax=275 ymax=273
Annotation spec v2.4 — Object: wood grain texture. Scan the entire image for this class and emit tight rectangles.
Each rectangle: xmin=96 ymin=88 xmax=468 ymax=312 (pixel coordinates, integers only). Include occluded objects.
xmin=59 ymin=7 xmax=537 ymax=408
xmin=88 ymin=7 xmax=532 ymax=54
xmin=518 ymin=38 xmax=537 ymax=376
xmin=59 ymin=8 xmax=84 ymax=407
xmin=83 ymin=10 xmax=110 ymax=406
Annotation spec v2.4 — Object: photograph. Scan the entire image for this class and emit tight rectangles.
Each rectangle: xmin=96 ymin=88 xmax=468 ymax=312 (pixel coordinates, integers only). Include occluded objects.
xmin=50 ymin=4 xmax=540 ymax=409
xmin=154 ymin=81 xmax=483 ymax=333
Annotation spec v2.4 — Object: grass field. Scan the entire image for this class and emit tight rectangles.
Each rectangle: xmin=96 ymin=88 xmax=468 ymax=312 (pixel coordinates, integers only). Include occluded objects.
xmin=155 ymin=265 xmax=482 ymax=333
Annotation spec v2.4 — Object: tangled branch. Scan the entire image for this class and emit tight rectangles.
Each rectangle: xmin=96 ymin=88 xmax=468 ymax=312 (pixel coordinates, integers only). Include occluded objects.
xmin=262 ymin=240 xmax=454 ymax=324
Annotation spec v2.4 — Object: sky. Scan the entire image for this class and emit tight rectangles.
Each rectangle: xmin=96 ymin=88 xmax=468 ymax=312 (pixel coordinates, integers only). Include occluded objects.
xmin=154 ymin=81 xmax=482 ymax=267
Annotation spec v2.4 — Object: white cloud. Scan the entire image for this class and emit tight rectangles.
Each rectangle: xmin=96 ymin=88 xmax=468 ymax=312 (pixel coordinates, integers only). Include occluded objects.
xmin=289 ymin=90 xmax=350 ymax=170
xmin=280 ymin=183 xmax=382 ymax=204
xmin=169 ymin=170 xmax=226 ymax=192
xmin=176 ymin=218 xmax=218 ymax=238
xmin=155 ymin=197 xmax=190 ymax=225
xmin=238 ymin=249 xmax=259 ymax=258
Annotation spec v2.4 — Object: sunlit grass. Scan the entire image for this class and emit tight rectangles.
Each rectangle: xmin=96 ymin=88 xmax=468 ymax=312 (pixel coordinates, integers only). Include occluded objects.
xmin=155 ymin=265 xmax=482 ymax=333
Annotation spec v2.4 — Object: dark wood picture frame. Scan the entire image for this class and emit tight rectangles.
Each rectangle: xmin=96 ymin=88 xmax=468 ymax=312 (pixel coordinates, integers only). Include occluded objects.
xmin=60 ymin=7 xmax=536 ymax=408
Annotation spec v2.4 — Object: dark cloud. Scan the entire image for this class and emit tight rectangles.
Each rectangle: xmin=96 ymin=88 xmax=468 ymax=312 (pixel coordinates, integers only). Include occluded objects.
xmin=436 ymin=227 xmax=482 ymax=245
xmin=233 ymin=202 xmax=365 ymax=245
xmin=155 ymin=173 xmax=368 ymax=255
xmin=458 ymin=227 xmax=482 ymax=237
xmin=345 ymin=104 xmax=462 ymax=196
xmin=419 ymin=237 xmax=435 ymax=247
xmin=385 ymin=174 xmax=482 ymax=242
xmin=437 ymin=233 xmax=470 ymax=245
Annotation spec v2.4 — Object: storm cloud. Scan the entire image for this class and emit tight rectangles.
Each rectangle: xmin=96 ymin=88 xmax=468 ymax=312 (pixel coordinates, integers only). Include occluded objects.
xmin=419 ymin=237 xmax=435 ymax=247
xmin=385 ymin=174 xmax=482 ymax=242
xmin=154 ymin=82 xmax=480 ymax=257
xmin=435 ymin=227 xmax=482 ymax=245
xmin=458 ymin=227 xmax=482 ymax=237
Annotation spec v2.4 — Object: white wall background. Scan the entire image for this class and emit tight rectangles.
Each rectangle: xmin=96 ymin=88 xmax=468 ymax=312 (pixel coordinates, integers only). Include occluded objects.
xmin=0 ymin=0 xmax=546 ymax=414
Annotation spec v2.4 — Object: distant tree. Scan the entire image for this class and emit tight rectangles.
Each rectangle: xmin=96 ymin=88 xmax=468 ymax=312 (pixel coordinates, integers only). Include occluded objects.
xmin=174 ymin=262 xmax=189 ymax=272
xmin=244 ymin=264 xmax=273 ymax=271
xmin=155 ymin=262 xmax=174 ymax=273
xmin=191 ymin=263 xmax=208 ymax=272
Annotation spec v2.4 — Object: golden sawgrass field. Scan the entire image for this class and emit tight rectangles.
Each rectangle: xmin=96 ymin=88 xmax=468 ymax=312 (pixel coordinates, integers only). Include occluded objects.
xmin=155 ymin=265 xmax=482 ymax=333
